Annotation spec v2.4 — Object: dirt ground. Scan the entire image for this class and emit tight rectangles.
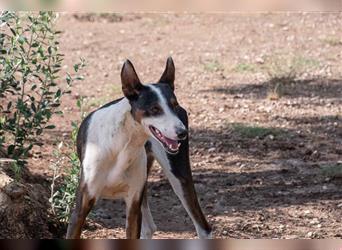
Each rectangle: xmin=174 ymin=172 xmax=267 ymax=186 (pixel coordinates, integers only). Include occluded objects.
xmin=25 ymin=13 xmax=342 ymax=239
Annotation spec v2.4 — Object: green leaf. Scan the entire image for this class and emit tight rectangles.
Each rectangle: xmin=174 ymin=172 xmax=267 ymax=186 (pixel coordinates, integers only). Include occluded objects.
xmin=18 ymin=36 xmax=25 ymax=45
xmin=10 ymin=28 xmax=16 ymax=36
xmin=55 ymin=89 xmax=61 ymax=98
xmin=66 ymin=73 xmax=71 ymax=85
xmin=76 ymin=99 xmax=82 ymax=108
xmin=7 ymin=101 xmax=12 ymax=110
xmin=75 ymin=76 xmax=84 ymax=81
xmin=45 ymin=125 xmax=56 ymax=129
xmin=7 ymin=144 xmax=15 ymax=155
xmin=73 ymin=64 xmax=79 ymax=72
xmin=23 ymin=144 xmax=34 ymax=155
xmin=31 ymin=102 xmax=36 ymax=112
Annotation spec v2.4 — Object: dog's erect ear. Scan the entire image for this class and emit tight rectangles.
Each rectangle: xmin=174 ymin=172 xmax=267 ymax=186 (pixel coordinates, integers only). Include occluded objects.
xmin=121 ymin=60 xmax=143 ymax=100
xmin=158 ymin=57 xmax=175 ymax=91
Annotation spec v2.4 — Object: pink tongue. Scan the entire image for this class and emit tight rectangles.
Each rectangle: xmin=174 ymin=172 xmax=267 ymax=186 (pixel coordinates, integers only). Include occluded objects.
xmin=163 ymin=137 xmax=178 ymax=147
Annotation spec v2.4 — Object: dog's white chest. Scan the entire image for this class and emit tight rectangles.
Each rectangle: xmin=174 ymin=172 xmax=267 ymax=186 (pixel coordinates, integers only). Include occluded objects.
xmin=100 ymin=147 xmax=147 ymax=199
xmin=82 ymin=98 xmax=148 ymax=199
xmin=106 ymin=147 xmax=140 ymax=184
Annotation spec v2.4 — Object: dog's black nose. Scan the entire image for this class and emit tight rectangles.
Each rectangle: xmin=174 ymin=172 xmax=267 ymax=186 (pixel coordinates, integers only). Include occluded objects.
xmin=176 ymin=127 xmax=188 ymax=140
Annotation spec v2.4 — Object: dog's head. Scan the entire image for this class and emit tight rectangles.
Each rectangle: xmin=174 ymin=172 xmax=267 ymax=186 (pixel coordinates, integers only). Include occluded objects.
xmin=121 ymin=57 xmax=187 ymax=154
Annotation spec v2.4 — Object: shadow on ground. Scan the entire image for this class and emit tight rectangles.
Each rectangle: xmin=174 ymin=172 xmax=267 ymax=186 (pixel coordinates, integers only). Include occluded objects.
xmin=204 ymin=78 xmax=342 ymax=100
xmin=87 ymin=111 xmax=342 ymax=235
xmin=25 ymin=77 xmax=341 ymax=237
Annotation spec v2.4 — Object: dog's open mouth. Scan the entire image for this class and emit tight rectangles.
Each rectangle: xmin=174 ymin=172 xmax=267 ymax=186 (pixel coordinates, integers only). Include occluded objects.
xmin=149 ymin=125 xmax=180 ymax=154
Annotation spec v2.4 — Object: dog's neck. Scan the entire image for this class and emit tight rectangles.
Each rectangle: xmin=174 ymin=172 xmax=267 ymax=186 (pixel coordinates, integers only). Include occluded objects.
xmin=123 ymin=110 xmax=149 ymax=147
xmin=108 ymin=98 xmax=149 ymax=148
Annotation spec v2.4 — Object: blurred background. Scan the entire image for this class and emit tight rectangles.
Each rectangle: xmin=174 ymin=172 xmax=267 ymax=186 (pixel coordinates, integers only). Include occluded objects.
xmin=0 ymin=0 xmax=341 ymax=10
xmin=0 ymin=12 xmax=341 ymax=239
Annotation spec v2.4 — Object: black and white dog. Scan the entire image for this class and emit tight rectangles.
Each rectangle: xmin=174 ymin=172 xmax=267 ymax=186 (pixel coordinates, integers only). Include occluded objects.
xmin=66 ymin=57 xmax=212 ymax=239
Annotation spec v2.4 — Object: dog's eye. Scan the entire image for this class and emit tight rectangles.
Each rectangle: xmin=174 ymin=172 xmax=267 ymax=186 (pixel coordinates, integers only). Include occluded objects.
xmin=150 ymin=105 xmax=162 ymax=115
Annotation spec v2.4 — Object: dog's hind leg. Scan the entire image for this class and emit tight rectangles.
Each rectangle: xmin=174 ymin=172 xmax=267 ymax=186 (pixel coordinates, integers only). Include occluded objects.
xmin=66 ymin=175 xmax=96 ymax=239
xmin=150 ymin=106 xmax=212 ymax=239
xmin=140 ymin=143 xmax=157 ymax=239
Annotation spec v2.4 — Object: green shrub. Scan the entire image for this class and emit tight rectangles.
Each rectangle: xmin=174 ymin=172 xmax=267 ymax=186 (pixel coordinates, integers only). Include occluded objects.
xmin=0 ymin=11 xmax=84 ymax=169
xmin=50 ymin=97 xmax=85 ymax=223
xmin=262 ymin=54 xmax=320 ymax=99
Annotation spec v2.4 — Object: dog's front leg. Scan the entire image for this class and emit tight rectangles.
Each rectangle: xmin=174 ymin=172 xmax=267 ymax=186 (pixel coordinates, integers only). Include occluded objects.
xmin=124 ymin=151 xmax=147 ymax=239
xmin=66 ymin=179 xmax=96 ymax=239
xmin=140 ymin=188 xmax=157 ymax=239
xmin=125 ymin=194 xmax=143 ymax=239
xmin=151 ymin=143 xmax=212 ymax=238
xmin=150 ymin=106 xmax=212 ymax=239
xmin=140 ymin=146 xmax=157 ymax=239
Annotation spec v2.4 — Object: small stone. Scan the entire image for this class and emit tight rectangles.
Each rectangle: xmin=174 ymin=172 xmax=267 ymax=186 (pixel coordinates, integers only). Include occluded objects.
xmin=213 ymin=156 xmax=224 ymax=162
xmin=239 ymin=163 xmax=246 ymax=169
xmin=255 ymin=57 xmax=264 ymax=64
xmin=0 ymin=192 xmax=11 ymax=206
xmin=307 ymin=231 xmax=313 ymax=238
xmin=208 ymin=147 xmax=216 ymax=153
xmin=0 ymin=173 xmax=13 ymax=189
xmin=287 ymin=35 xmax=295 ymax=41
xmin=310 ymin=218 xmax=319 ymax=225
xmin=4 ymin=183 xmax=26 ymax=199
xmin=222 ymin=230 xmax=228 ymax=236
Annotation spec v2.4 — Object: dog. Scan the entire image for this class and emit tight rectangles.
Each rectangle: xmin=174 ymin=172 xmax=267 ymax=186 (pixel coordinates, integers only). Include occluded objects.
xmin=66 ymin=57 xmax=212 ymax=239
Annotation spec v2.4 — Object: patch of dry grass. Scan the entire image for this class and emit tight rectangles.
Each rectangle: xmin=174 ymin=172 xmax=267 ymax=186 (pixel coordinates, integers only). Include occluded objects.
xmin=262 ymin=54 xmax=320 ymax=100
